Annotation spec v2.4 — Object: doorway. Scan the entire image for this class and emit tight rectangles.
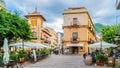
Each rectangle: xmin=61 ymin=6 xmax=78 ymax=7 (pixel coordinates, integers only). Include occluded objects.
xmin=72 ymin=47 xmax=78 ymax=54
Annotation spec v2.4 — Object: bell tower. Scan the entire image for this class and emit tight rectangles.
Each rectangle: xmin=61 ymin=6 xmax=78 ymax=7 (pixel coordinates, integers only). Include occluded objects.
xmin=25 ymin=8 xmax=46 ymax=42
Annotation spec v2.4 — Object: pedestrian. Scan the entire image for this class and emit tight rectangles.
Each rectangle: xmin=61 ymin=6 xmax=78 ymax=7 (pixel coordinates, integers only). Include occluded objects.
xmin=64 ymin=48 xmax=67 ymax=55
xmin=83 ymin=53 xmax=87 ymax=59
xmin=67 ymin=48 xmax=70 ymax=55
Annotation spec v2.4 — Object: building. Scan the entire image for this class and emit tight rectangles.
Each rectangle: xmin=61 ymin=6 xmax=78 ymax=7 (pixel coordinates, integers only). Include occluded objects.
xmin=116 ymin=0 xmax=120 ymax=9
xmin=41 ymin=27 xmax=58 ymax=49
xmin=63 ymin=7 xmax=97 ymax=54
xmin=25 ymin=9 xmax=46 ymax=43
xmin=41 ymin=27 xmax=52 ymax=47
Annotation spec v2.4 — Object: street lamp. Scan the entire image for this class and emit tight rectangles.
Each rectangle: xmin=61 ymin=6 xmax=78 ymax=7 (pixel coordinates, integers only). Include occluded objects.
xmin=115 ymin=35 xmax=119 ymax=45
xmin=116 ymin=15 xmax=120 ymax=25
xmin=99 ymin=34 xmax=102 ymax=52
xmin=115 ymin=15 xmax=120 ymax=45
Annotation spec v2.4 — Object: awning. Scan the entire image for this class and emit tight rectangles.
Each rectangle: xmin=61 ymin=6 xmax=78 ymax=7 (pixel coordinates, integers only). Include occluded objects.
xmin=67 ymin=44 xmax=84 ymax=47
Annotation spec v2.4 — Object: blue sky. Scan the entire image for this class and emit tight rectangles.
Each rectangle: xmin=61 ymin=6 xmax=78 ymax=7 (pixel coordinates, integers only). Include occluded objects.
xmin=4 ymin=0 xmax=120 ymax=32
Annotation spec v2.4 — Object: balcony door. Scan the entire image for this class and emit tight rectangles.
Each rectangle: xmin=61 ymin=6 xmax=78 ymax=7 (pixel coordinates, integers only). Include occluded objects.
xmin=72 ymin=32 xmax=78 ymax=41
xmin=73 ymin=18 xmax=78 ymax=25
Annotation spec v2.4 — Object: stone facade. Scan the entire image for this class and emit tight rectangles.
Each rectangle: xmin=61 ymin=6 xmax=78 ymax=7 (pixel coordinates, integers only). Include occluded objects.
xmin=63 ymin=7 xmax=97 ymax=54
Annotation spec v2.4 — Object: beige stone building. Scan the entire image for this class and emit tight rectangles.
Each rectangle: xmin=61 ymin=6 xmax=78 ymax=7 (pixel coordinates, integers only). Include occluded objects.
xmin=25 ymin=10 xmax=46 ymax=43
xmin=63 ymin=7 xmax=97 ymax=54
xmin=41 ymin=27 xmax=58 ymax=49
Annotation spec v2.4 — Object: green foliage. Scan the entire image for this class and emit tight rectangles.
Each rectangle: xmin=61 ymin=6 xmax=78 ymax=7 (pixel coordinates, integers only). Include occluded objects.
xmin=101 ymin=24 xmax=119 ymax=44
xmin=36 ymin=48 xmax=50 ymax=55
xmin=94 ymin=23 xmax=104 ymax=33
xmin=10 ymin=53 xmax=18 ymax=61
xmin=0 ymin=51 xmax=3 ymax=59
xmin=0 ymin=8 xmax=33 ymax=46
xmin=106 ymin=47 xmax=113 ymax=55
xmin=96 ymin=52 xmax=107 ymax=62
xmin=18 ymin=50 xmax=27 ymax=58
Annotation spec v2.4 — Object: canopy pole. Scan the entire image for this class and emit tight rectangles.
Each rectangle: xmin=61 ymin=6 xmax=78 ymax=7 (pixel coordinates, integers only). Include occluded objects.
xmin=100 ymin=38 xmax=102 ymax=52
xmin=22 ymin=40 xmax=24 ymax=50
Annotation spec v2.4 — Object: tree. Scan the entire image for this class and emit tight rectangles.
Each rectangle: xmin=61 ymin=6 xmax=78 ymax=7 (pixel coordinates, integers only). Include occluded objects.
xmin=0 ymin=9 xmax=33 ymax=46
xmin=101 ymin=24 xmax=119 ymax=44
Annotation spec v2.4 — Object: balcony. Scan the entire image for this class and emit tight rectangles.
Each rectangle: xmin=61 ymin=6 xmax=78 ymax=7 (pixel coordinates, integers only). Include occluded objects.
xmin=31 ymin=26 xmax=36 ymax=29
xmin=62 ymin=22 xmax=80 ymax=29
xmin=116 ymin=0 xmax=120 ymax=9
xmin=44 ymin=39 xmax=51 ymax=44
xmin=32 ymin=38 xmax=37 ymax=40
xmin=88 ymin=39 xmax=94 ymax=44
xmin=71 ymin=38 xmax=80 ymax=43
xmin=88 ymin=27 xmax=96 ymax=35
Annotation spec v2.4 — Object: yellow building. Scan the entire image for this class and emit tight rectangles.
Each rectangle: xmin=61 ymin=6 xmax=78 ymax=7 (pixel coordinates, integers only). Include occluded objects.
xmin=41 ymin=27 xmax=58 ymax=49
xmin=63 ymin=7 xmax=97 ymax=54
xmin=25 ymin=9 xmax=46 ymax=43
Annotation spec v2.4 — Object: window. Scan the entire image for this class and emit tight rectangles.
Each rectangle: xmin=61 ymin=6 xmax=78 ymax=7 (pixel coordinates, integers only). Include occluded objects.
xmin=72 ymin=32 xmax=78 ymax=39
xmin=33 ymin=32 xmax=37 ymax=39
xmin=80 ymin=47 xmax=83 ymax=50
xmin=73 ymin=18 xmax=78 ymax=25
xmin=31 ymin=19 xmax=37 ymax=26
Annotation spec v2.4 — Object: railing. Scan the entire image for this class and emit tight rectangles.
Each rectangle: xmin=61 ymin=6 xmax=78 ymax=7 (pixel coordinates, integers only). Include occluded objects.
xmin=31 ymin=26 xmax=36 ymax=29
xmin=71 ymin=38 xmax=80 ymax=43
xmin=32 ymin=38 xmax=37 ymax=40
xmin=62 ymin=22 xmax=80 ymax=28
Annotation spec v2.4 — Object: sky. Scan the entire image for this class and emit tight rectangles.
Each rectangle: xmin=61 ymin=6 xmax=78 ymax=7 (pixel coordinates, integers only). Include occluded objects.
xmin=4 ymin=0 xmax=120 ymax=32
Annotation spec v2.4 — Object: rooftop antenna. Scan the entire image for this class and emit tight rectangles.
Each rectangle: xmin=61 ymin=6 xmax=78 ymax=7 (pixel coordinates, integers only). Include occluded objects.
xmin=35 ymin=5 xmax=37 ymax=12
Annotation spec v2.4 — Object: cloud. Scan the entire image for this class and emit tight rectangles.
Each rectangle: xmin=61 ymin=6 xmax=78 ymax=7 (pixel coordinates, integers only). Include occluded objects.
xmin=4 ymin=0 xmax=120 ymax=32
xmin=44 ymin=18 xmax=63 ymax=32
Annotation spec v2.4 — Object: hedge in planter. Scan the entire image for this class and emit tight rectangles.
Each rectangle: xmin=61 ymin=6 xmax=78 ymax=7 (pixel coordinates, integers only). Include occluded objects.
xmin=9 ymin=53 xmax=18 ymax=65
xmin=18 ymin=50 xmax=27 ymax=63
xmin=96 ymin=53 xmax=108 ymax=66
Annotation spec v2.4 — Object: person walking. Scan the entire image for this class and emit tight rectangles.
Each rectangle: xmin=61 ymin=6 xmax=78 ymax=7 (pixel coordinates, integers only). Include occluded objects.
xmin=64 ymin=48 xmax=67 ymax=55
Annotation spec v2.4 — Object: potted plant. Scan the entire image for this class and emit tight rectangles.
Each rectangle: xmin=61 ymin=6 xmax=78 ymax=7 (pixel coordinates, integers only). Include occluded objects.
xmin=18 ymin=50 xmax=26 ymax=63
xmin=96 ymin=53 xmax=107 ymax=66
xmin=9 ymin=53 xmax=18 ymax=65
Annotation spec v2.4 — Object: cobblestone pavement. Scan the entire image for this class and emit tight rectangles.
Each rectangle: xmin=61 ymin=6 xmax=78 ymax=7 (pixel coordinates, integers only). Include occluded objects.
xmin=23 ymin=54 xmax=113 ymax=68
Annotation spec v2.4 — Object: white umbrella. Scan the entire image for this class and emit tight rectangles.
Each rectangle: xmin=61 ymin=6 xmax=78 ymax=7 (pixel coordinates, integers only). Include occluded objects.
xmin=9 ymin=42 xmax=44 ymax=49
xmin=89 ymin=41 xmax=117 ymax=48
xmin=32 ymin=49 xmax=37 ymax=62
xmin=3 ymin=38 xmax=9 ymax=64
xmin=35 ymin=43 xmax=51 ymax=49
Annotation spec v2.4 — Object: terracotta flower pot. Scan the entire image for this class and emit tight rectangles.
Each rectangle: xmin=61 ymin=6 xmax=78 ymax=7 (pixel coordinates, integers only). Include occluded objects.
xmin=19 ymin=58 xmax=25 ymax=63
xmin=96 ymin=62 xmax=104 ymax=66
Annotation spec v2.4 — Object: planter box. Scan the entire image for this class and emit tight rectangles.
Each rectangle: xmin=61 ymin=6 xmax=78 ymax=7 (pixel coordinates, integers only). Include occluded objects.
xmin=19 ymin=58 xmax=25 ymax=63
xmin=96 ymin=62 xmax=104 ymax=66
xmin=107 ymin=57 xmax=115 ymax=67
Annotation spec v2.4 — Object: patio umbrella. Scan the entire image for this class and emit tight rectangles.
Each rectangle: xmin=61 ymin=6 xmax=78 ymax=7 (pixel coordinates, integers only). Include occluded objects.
xmin=89 ymin=41 xmax=117 ymax=48
xmin=35 ymin=43 xmax=51 ymax=49
xmin=9 ymin=42 xmax=44 ymax=48
xmin=32 ymin=49 xmax=37 ymax=62
xmin=3 ymin=38 xmax=9 ymax=64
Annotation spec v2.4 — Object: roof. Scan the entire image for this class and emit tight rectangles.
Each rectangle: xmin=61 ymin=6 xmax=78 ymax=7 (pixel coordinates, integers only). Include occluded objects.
xmin=68 ymin=7 xmax=86 ymax=10
xmin=25 ymin=11 xmax=46 ymax=21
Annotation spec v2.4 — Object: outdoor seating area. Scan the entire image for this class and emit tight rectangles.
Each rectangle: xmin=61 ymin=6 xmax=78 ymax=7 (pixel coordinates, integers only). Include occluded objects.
xmin=0 ymin=38 xmax=52 ymax=68
xmin=84 ymin=46 xmax=120 ymax=67
xmin=0 ymin=48 xmax=51 ymax=68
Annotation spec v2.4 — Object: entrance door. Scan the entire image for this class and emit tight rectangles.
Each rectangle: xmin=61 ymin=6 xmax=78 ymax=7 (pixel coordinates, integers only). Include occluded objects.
xmin=72 ymin=47 xmax=78 ymax=54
